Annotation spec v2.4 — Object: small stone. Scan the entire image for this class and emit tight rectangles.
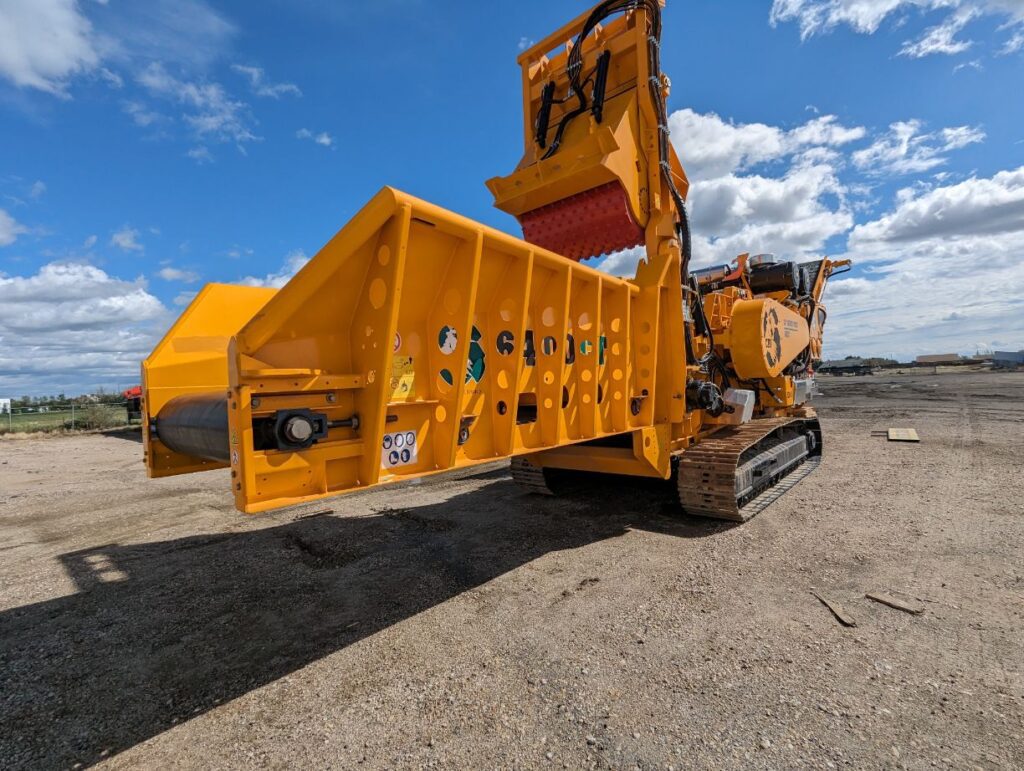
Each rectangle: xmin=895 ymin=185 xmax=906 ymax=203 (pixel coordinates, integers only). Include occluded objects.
xmin=760 ymin=738 xmax=772 ymax=750
xmin=586 ymin=735 xmax=597 ymax=746
xmin=546 ymin=751 xmax=554 ymax=760
xmin=633 ymin=732 xmax=641 ymax=739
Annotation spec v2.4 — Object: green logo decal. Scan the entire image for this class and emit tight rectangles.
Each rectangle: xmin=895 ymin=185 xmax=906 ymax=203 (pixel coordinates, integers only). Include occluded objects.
xmin=466 ymin=325 xmax=486 ymax=383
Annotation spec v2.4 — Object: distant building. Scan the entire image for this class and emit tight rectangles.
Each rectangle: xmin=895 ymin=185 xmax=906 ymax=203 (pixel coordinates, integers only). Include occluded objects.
xmin=915 ymin=353 xmax=964 ymax=365
xmin=0 ymin=399 xmax=10 ymax=414
xmin=993 ymin=350 xmax=1024 ymax=368
xmin=971 ymin=353 xmax=994 ymax=362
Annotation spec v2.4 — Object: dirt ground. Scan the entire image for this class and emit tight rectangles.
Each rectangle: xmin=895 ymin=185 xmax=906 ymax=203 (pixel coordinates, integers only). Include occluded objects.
xmin=1 ymin=369 xmax=1022 ymax=770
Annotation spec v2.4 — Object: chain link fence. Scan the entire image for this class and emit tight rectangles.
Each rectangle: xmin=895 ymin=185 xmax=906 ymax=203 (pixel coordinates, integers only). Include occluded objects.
xmin=0 ymin=402 xmax=135 ymax=435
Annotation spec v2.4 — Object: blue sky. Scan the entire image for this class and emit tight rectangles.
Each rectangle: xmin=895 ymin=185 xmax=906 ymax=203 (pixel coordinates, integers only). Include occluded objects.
xmin=1 ymin=0 xmax=1023 ymax=395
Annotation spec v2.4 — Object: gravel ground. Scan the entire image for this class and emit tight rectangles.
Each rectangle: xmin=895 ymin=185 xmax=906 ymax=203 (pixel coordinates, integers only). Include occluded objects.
xmin=1 ymin=369 xmax=1022 ymax=770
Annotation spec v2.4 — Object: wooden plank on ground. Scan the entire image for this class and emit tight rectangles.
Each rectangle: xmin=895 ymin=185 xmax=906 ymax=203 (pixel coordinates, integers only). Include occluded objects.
xmin=813 ymin=592 xmax=857 ymax=627
xmin=887 ymin=428 xmax=920 ymax=442
xmin=866 ymin=592 xmax=925 ymax=615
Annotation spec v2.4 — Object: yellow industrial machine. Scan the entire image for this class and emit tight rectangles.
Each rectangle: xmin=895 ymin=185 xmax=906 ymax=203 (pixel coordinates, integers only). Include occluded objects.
xmin=143 ymin=0 xmax=849 ymax=520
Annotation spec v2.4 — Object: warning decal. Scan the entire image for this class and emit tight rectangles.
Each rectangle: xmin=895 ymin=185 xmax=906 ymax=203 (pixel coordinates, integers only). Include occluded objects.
xmin=390 ymin=354 xmax=415 ymax=399
xmin=381 ymin=430 xmax=418 ymax=469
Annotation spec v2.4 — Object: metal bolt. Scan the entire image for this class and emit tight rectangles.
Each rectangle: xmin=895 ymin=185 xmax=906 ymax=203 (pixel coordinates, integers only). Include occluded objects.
xmin=326 ymin=393 xmax=336 ymax=403
xmin=252 ymin=397 xmax=261 ymax=408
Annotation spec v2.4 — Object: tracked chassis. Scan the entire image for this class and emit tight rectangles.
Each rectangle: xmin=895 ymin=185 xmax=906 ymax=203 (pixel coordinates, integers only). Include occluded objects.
xmin=512 ymin=415 xmax=823 ymax=523
xmin=676 ymin=416 xmax=823 ymax=522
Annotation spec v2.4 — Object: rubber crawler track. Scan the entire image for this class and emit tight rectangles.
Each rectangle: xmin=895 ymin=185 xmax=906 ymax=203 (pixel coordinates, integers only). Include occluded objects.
xmin=676 ymin=415 xmax=823 ymax=522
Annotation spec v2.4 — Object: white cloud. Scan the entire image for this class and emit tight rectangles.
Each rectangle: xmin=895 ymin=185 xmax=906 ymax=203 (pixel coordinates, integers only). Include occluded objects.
xmin=138 ymin=63 xmax=257 ymax=146
xmin=29 ymin=180 xmax=46 ymax=199
xmin=849 ymin=166 xmax=1024 ymax=248
xmin=296 ymin=128 xmax=334 ymax=148
xmin=110 ymin=226 xmax=143 ymax=252
xmin=231 ymin=64 xmax=301 ymax=98
xmin=0 ymin=209 xmax=28 ymax=246
xmin=122 ymin=100 xmax=164 ymax=127
xmin=186 ymin=145 xmax=214 ymax=163
xmin=83 ymin=234 xmax=98 ymax=249
xmin=0 ymin=0 xmax=236 ymax=100
xmin=952 ymin=58 xmax=983 ymax=72
xmin=239 ymin=249 xmax=309 ymax=288
xmin=851 ymin=120 xmax=984 ymax=175
xmin=517 ymin=37 xmax=535 ymax=51
xmin=0 ymin=262 xmax=170 ymax=393
xmin=0 ymin=0 xmax=99 ymax=96
xmin=663 ymin=109 xmax=862 ymax=267
xmin=592 ymin=107 xmax=1023 ymax=359
xmin=899 ymin=8 xmax=977 ymax=57
xmin=770 ymin=0 xmax=1024 ymax=57
xmin=173 ymin=291 xmax=197 ymax=306
xmin=595 ymin=110 xmax=863 ymax=275
xmin=157 ymin=266 xmax=199 ymax=283
xmin=98 ymin=67 xmax=122 ymax=88
xmin=668 ymin=108 xmax=864 ymax=180
xmin=1002 ymin=28 xmax=1024 ymax=53
xmin=825 ymin=167 xmax=1024 ymax=358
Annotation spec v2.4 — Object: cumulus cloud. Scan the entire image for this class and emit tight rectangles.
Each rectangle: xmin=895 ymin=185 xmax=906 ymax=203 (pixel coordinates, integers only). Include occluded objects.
xmin=296 ymin=128 xmax=334 ymax=148
xmin=770 ymin=0 xmax=1024 ymax=57
xmin=0 ymin=0 xmax=236 ymax=98
xmin=595 ymin=110 xmax=864 ymax=275
xmin=0 ymin=262 xmax=170 ymax=393
xmin=667 ymin=110 xmax=862 ymax=267
xmin=239 ymin=250 xmax=309 ymax=288
xmin=29 ymin=180 xmax=46 ymax=199
xmin=157 ymin=266 xmax=199 ymax=283
xmin=592 ymin=105 xmax=1016 ymax=358
xmin=110 ymin=226 xmax=143 ymax=252
xmin=849 ymin=166 xmax=1024 ymax=250
xmin=852 ymin=120 xmax=984 ymax=175
xmin=668 ymin=109 xmax=864 ymax=181
xmin=0 ymin=208 xmax=28 ymax=246
xmin=824 ymin=167 xmax=1024 ymax=357
xmin=231 ymin=64 xmax=301 ymax=98
xmin=0 ymin=0 xmax=99 ymax=95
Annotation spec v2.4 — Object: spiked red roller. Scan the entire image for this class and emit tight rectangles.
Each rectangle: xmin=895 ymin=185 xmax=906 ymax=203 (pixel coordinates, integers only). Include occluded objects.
xmin=519 ymin=181 xmax=645 ymax=262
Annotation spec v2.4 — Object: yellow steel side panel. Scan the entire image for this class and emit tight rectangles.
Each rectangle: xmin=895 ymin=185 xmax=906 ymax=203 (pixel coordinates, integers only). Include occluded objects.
xmin=225 ymin=187 xmax=650 ymax=513
xmin=729 ymin=298 xmax=811 ymax=381
xmin=143 ymin=283 xmax=275 ymax=478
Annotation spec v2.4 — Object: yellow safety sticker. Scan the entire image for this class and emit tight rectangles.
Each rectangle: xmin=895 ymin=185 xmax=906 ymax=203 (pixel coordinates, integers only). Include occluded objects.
xmin=390 ymin=355 xmax=415 ymax=399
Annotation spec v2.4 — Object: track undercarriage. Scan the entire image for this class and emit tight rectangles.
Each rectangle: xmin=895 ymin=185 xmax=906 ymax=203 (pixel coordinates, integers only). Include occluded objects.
xmin=512 ymin=414 xmax=823 ymax=522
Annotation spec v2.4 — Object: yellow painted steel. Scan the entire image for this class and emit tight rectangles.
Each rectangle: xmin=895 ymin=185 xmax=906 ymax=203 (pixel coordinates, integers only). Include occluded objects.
xmin=729 ymin=298 xmax=811 ymax=381
xmin=145 ymin=188 xmax=679 ymax=512
xmin=487 ymin=3 xmax=688 ymax=239
xmin=143 ymin=283 xmax=275 ymax=478
xmin=141 ymin=0 xmax=849 ymax=515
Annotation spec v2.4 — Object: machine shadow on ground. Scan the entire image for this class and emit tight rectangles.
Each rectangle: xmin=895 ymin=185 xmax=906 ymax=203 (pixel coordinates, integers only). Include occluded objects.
xmin=0 ymin=474 xmax=726 ymax=768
